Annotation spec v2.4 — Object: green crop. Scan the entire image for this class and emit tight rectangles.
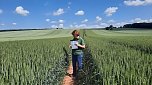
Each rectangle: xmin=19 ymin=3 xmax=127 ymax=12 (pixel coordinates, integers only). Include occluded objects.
xmin=0 ymin=29 xmax=152 ymax=85
xmin=76 ymin=30 xmax=152 ymax=85
xmin=0 ymin=37 xmax=71 ymax=85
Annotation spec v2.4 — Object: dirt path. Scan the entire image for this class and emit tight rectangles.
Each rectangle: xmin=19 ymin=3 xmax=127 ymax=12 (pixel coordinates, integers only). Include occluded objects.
xmin=62 ymin=63 xmax=74 ymax=85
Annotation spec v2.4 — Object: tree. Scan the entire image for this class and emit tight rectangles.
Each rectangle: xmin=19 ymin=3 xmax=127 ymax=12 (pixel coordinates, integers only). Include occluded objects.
xmin=105 ymin=25 xmax=114 ymax=30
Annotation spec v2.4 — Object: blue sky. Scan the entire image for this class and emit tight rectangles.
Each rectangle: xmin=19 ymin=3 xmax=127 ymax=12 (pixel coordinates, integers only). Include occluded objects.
xmin=0 ymin=0 xmax=152 ymax=29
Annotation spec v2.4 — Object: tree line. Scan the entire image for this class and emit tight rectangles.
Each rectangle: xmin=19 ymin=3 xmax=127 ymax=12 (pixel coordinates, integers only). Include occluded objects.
xmin=105 ymin=23 xmax=152 ymax=30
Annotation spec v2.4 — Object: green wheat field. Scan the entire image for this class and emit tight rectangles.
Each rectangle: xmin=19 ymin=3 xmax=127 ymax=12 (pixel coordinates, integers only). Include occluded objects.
xmin=0 ymin=29 xmax=152 ymax=85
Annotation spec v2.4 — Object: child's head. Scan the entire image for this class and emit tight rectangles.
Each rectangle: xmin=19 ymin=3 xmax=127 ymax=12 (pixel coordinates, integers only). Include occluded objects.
xmin=71 ymin=30 xmax=80 ymax=38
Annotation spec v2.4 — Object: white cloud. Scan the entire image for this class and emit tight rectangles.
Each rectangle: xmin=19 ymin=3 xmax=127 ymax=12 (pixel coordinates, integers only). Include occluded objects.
xmin=124 ymin=0 xmax=152 ymax=6
xmin=59 ymin=20 xmax=64 ymax=23
xmin=75 ymin=24 xmax=87 ymax=28
xmin=87 ymin=24 xmax=102 ymax=28
xmin=108 ymin=20 xmax=115 ymax=23
xmin=53 ymin=8 xmax=64 ymax=16
xmin=75 ymin=10 xmax=84 ymax=16
xmin=46 ymin=19 xmax=50 ymax=22
xmin=81 ymin=19 xmax=88 ymax=23
xmin=51 ymin=25 xmax=58 ymax=28
xmin=50 ymin=21 xmax=57 ymax=23
xmin=15 ymin=6 xmax=29 ymax=16
xmin=131 ymin=18 xmax=152 ymax=23
xmin=134 ymin=18 xmax=145 ymax=23
xmin=50 ymin=20 xmax=64 ymax=24
xmin=12 ymin=23 xmax=17 ymax=25
xmin=149 ymin=19 xmax=152 ymax=22
xmin=90 ymin=25 xmax=100 ymax=28
xmin=70 ymin=25 xmax=73 ymax=28
xmin=100 ymin=23 xmax=109 ymax=27
xmin=0 ymin=9 xmax=3 ymax=14
xmin=96 ymin=16 xmax=102 ymax=22
xmin=59 ymin=24 xmax=64 ymax=28
xmin=87 ymin=24 xmax=109 ymax=28
xmin=105 ymin=7 xmax=118 ymax=16
xmin=79 ymin=24 xmax=87 ymax=27
xmin=113 ymin=22 xmax=128 ymax=27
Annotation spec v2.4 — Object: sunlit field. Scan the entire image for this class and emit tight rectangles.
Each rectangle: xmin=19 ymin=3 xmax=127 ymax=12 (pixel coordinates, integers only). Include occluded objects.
xmin=0 ymin=29 xmax=152 ymax=85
